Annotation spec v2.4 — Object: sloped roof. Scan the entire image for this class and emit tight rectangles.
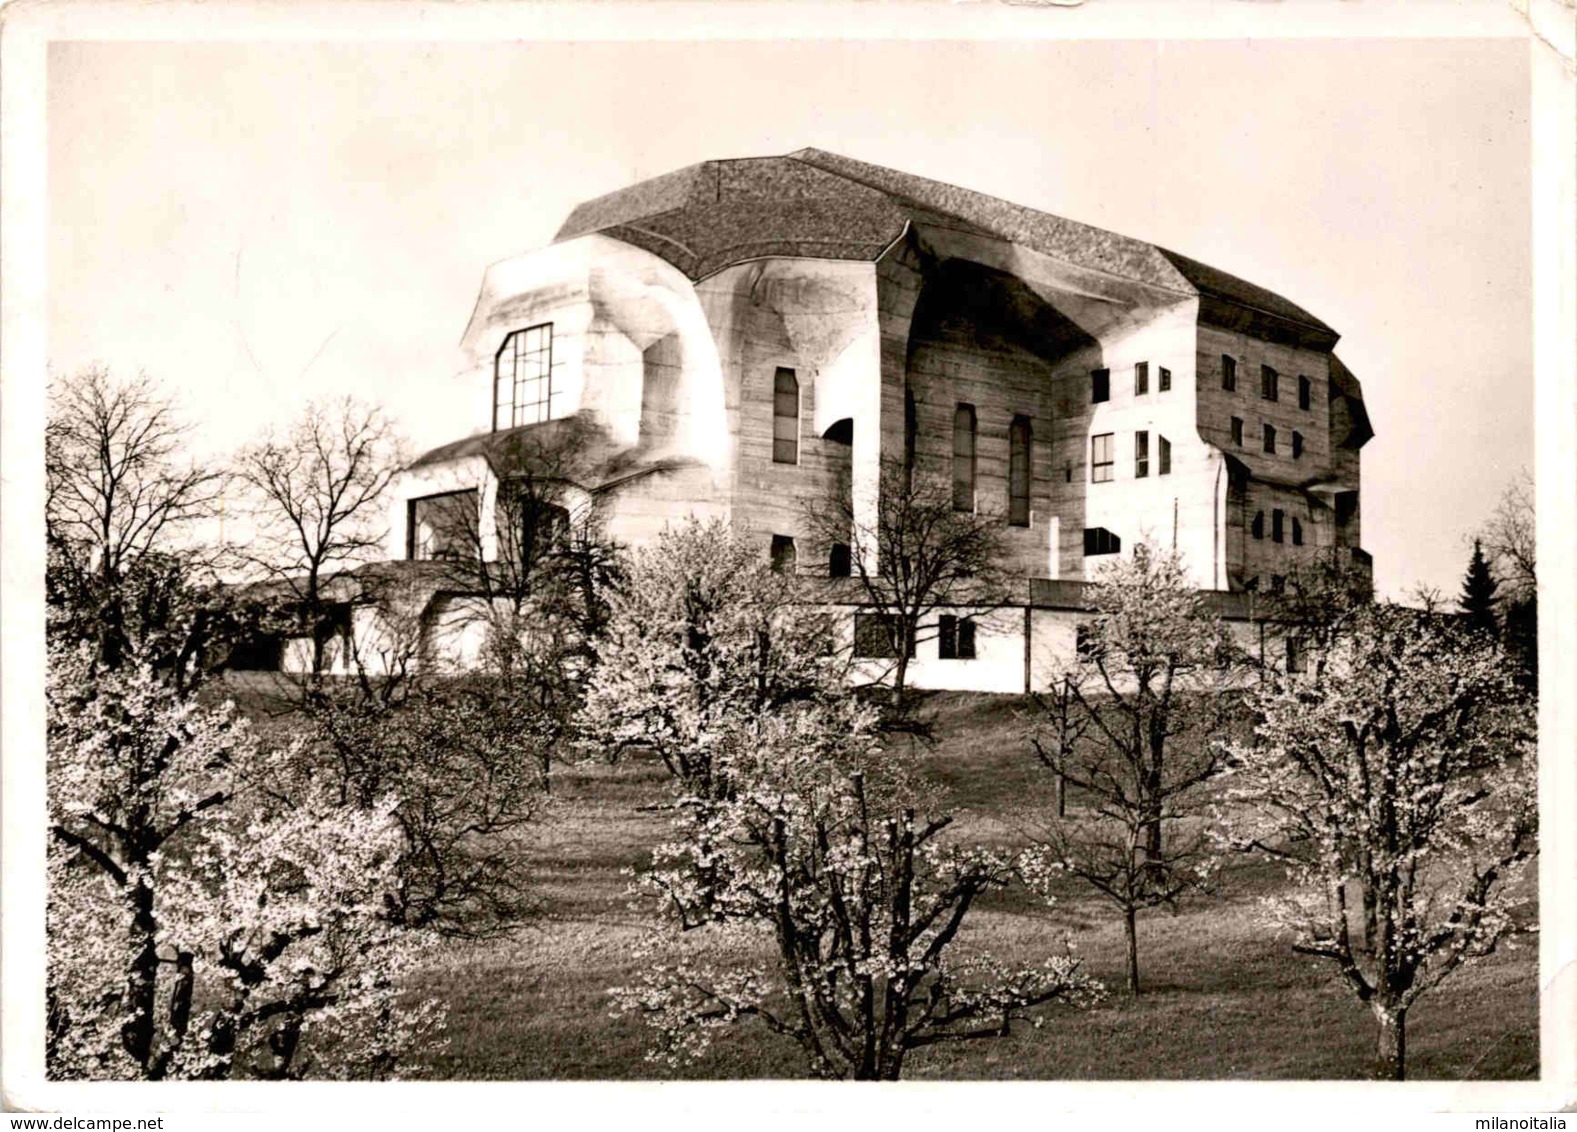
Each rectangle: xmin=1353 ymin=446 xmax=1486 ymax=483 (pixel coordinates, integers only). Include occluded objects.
xmin=555 ymin=148 xmax=1336 ymax=344
xmin=408 ymin=415 xmax=702 ymax=492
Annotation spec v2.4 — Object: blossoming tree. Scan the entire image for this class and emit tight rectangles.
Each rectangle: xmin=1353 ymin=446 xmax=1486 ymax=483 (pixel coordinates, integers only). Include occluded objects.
xmin=1217 ymin=601 xmax=1537 ymax=1080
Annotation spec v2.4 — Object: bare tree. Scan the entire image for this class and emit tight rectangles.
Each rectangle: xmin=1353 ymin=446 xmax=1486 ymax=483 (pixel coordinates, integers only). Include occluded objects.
xmin=805 ymin=456 xmax=1009 ymax=716
xmin=45 ymin=366 xmax=230 ymax=679
xmin=1477 ymin=470 xmax=1537 ymax=687
xmin=1022 ymin=543 xmax=1232 ymax=996
xmin=234 ymin=397 xmax=403 ymax=680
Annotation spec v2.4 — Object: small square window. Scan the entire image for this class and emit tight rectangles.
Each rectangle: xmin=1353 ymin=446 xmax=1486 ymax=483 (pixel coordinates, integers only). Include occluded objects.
xmin=1159 ymin=367 xmax=1172 ymax=392
xmin=1298 ymin=375 xmax=1312 ymax=411
xmin=1091 ymin=368 xmax=1111 ymax=404
xmin=1261 ymin=365 xmax=1279 ymax=402
xmin=1263 ymin=424 xmax=1277 ymax=454
xmin=1158 ymin=435 xmax=1172 ymax=476
xmin=1292 ymin=431 xmax=1304 ymax=459
xmin=1135 ymin=430 xmax=1150 ymax=479
xmin=1091 ymin=433 xmax=1114 ymax=483
xmin=1135 ymin=362 xmax=1149 ymax=396
xmin=1231 ymin=417 xmax=1244 ymax=447
xmin=1222 ymin=356 xmax=1237 ymax=392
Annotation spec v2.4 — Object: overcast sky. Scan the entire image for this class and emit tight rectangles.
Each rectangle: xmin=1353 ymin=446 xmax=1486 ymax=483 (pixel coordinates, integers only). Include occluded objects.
xmin=47 ymin=37 xmax=1531 ymax=601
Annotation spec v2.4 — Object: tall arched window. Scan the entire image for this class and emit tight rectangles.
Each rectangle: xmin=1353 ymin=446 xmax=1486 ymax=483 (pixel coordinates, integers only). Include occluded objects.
xmin=494 ymin=323 xmax=555 ymax=430
xmin=952 ymin=403 xmax=976 ymax=512
xmin=772 ymin=367 xmax=799 ymax=464
xmin=1009 ymin=415 xmax=1032 ymax=527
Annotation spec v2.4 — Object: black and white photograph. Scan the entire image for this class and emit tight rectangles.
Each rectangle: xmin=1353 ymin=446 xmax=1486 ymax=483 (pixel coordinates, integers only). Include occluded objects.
xmin=2 ymin=0 xmax=1573 ymax=1121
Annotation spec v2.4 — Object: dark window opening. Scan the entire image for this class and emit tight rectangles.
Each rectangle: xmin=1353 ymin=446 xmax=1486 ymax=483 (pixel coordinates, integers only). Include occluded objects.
xmin=1159 ymin=367 xmax=1172 ymax=392
xmin=938 ymin=614 xmax=977 ymax=660
xmin=770 ymin=534 xmax=797 ymax=574
xmin=1261 ymin=365 xmax=1279 ymax=401
xmin=853 ymin=612 xmax=913 ymax=660
xmin=1222 ymin=355 xmax=1237 ymax=392
xmin=494 ymin=323 xmax=555 ymax=430
xmin=407 ymin=490 xmax=478 ymax=561
xmin=1158 ymin=435 xmax=1172 ymax=476
xmin=1135 ymin=362 xmax=1149 ymax=396
xmin=1292 ymin=430 xmax=1304 ymax=459
xmin=1269 ymin=574 xmax=1286 ymax=594
xmin=829 ymin=542 xmax=852 ymax=578
xmin=953 ymin=403 xmax=977 ymax=512
xmin=1083 ymin=527 xmax=1121 ymax=556
xmin=773 ymin=367 xmax=799 ymax=464
xmin=1272 ymin=508 xmax=1285 ymax=543
xmin=1091 ymin=368 xmax=1110 ymax=404
xmin=1231 ymin=417 xmax=1244 ymax=447
xmin=1091 ymin=433 xmax=1114 ymax=483
xmin=1009 ymin=415 xmax=1032 ymax=527
xmin=1292 ymin=517 xmax=1304 ymax=546
xmin=1298 ymin=375 xmax=1312 ymax=411
xmin=510 ymin=496 xmax=570 ymax=567
xmin=1263 ymin=423 xmax=1277 ymax=454
xmin=1251 ymin=510 xmax=1264 ymax=540
xmin=1135 ymin=430 xmax=1150 ymax=479
xmin=823 ymin=417 xmax=854 ymax=445
xmin=1286 ymin=635 xmax=1307 ymax=674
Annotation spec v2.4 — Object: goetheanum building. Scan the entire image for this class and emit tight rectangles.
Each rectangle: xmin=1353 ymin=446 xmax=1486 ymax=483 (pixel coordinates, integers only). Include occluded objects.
xmin=318 ymin=149 xmax=1373 ymax=691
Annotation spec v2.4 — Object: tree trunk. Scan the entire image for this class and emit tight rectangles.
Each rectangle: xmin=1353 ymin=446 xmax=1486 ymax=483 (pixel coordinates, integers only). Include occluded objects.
xmin=1374 ymin=1005 xmax=1406 ymax=1081
xmin=122 ymin=875 xmax=160 ymax=1072
xmin=1123 ymin=905 xmax=1140 ymax=996
xmin=1055 ymin=771 xmax=1067 ymax=818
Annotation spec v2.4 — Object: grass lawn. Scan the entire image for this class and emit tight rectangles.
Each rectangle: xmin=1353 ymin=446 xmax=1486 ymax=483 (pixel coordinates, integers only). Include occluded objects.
xmin=221 ymin=677 xmax=1539 ymax=1080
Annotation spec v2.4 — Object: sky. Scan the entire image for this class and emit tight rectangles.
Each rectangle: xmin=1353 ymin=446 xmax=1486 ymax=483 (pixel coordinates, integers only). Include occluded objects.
xmin=46 ymin=37 xmax=1532 ymax=602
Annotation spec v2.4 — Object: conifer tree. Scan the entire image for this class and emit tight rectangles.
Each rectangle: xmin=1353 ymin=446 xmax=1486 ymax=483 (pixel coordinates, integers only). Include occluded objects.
xmin=1459 ymin=538 xmax=1500 ymax=638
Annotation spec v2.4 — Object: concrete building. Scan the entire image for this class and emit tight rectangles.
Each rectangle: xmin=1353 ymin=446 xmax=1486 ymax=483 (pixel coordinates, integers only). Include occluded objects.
xmin=327 ymin=149 xmax=1373 ymax=691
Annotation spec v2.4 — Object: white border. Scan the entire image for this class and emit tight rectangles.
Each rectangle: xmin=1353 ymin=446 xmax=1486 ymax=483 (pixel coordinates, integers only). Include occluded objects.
xmin=3 ymin=0 xmax=1572 ymax=1120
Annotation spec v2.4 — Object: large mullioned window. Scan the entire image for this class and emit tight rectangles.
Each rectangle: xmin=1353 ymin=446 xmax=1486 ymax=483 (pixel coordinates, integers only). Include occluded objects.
xmin=494 ymin=324 xmax=556 ymax=430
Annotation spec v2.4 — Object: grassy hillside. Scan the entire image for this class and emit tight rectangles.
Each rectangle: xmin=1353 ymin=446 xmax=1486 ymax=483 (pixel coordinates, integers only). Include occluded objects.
xmin=222 ymin=677 xmax=1539 ymax=1080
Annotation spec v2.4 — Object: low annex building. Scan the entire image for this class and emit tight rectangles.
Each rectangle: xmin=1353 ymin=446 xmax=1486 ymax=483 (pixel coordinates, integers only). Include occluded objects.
xmin=308 ymin=149 xmax=1374 ymax=691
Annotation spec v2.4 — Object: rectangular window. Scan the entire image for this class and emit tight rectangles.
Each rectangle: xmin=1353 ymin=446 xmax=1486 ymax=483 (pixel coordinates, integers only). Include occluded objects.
xmin=853 ymin=612 xmax=913 ymax=659
xmin=1231 ymin=417 xmax=1244 ymax=447
xmin=1135 ymin=362 xmax=1149 ymax=396
xmin=1263 ymin=423 xmax=1277 ymax=454
xmin=773 ymin=367 xmax=799 ymax=464
xmin=829 ymin=542 xmax=852 ymax=578
xmin=1292 ymin=430 xmax=1304 ymax=459
xmin=1135 ymin=430 xmax=1150 ymax=478
xmin=953 ymin=403 xmax=977 ymax=512
xmin=1222 ymin=355 xmax=1237 ymax=392
xmin=1286 ymin=635 xmax=1307 ymax=675
xmin=1158 ymin=435 xmax=1172 ymax=476
xmin=938 ymin=614 xmax=977 ymax=660
xmin=1261 ymin=365 xmax=1279 ymax=401
xmin=1269 ymin=574 xmax=1286 ymax=595
xmin=1159 ymin=367 xmax=1172 ymax=392
xmin=1251 ymin=511 xmax=1264 ymax=540
xmin=1292 ymin=517 xmax=1304 ymax=546
xmin=494 ymin=323 xmax=555 ymax=430
xmin=1083 ymin=527 xmax=1121 ymax=556
xmin=770 ymin=534 xmax=796 ymax=574
xmin=1091 ymin=433 xmax=1114 ymax=483
xmin=1272 ymin=508 xmax=1285 ymax=543
xmin=1298 ymin=375 xmax=1312 ymax=411
xmin=407 ymin=490 xmax=478 ymax=561
xmin=1009 ymin=415 xmax=1032 ymax=527
xmin=1091 ymin=368 xmax=1110 ymax=404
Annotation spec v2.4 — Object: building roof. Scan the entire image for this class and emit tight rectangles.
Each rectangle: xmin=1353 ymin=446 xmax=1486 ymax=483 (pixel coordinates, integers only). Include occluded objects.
xmin=407 ymin=415 xmax=703 ymax=492
xmin=556 ymin=148 xmax=1337 ymax=346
